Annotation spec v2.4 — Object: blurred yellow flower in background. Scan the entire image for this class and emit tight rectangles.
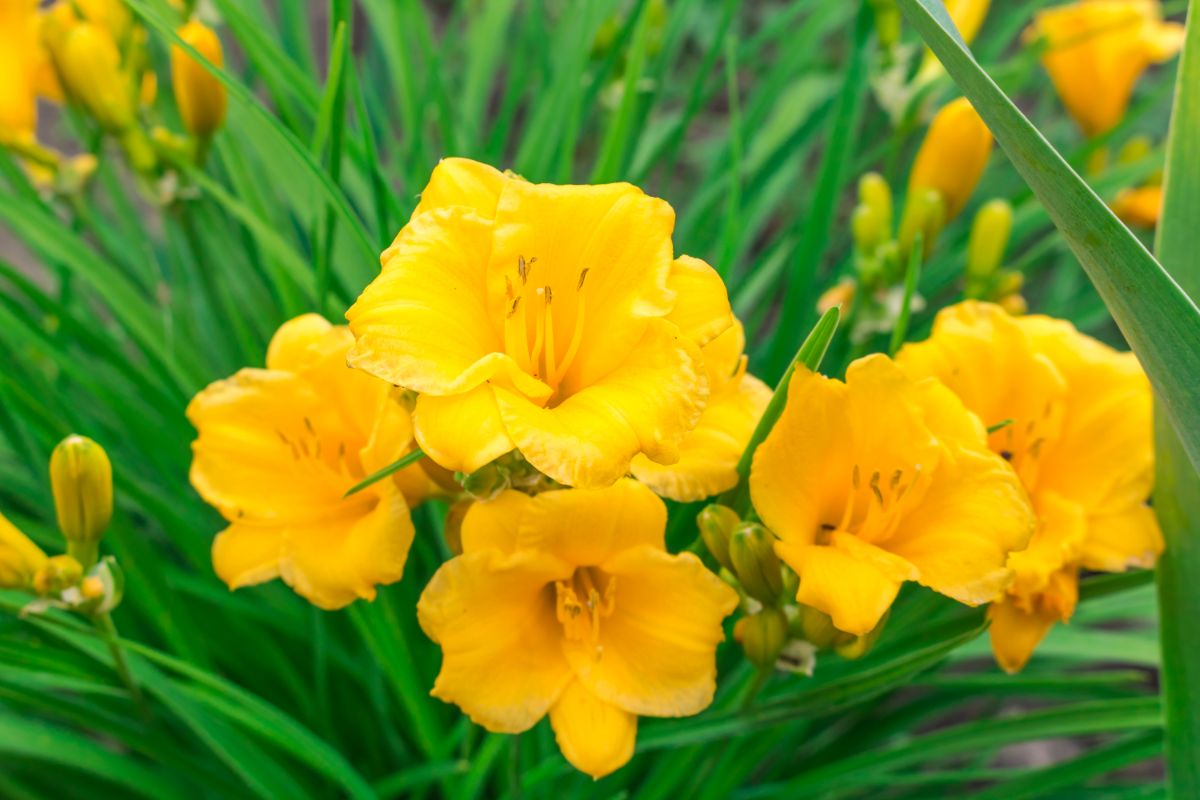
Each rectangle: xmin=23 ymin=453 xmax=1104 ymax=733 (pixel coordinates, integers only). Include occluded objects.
xmin=188 ymin=315 xmax=434 ymax=610
xmin=348 ymin=158 xmax=729 ymax=488
xmin=418 ymin=479 xmax=737 ymax=778
xmin=0 ymin=512 xmax=47 ymax=591
xmin=1111 ymin=184 xmax=1164 ymax=228
xmin=0 ymin=0 xmax=58 ymax=145
xmin=750 ymin=354 xmax=1034 ymax=636
xmin=897 ymin=301 xmax=1161 ymax=672
xmin=908 ymin=97 xmax=994 ymax=221
xmin=1030 ymin=0 xmax=1184 ymax=136
xmin=172 ymin=19 xmax=228 ymax=138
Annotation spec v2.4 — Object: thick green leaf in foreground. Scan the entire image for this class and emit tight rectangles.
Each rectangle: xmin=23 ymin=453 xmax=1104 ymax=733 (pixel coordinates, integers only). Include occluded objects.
xmin=1154 ymin=2 xmax=1200 ymax=797
xmin=896 ymin=0 xmax=1200 ymax=474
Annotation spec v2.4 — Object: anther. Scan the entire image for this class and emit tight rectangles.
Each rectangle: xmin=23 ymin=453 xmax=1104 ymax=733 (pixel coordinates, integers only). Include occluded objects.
xmin=507 ymin=296 xmax=522 ymax=318
xmin=869 ymin=471 xmax=883 ymax=504
xmin=890 ymin=469 xmax=902 ymax=490
xmin=577 ymin=268 xmax=590 ymax=290
xmin=852 ymin=464 xmax=861 ymax=488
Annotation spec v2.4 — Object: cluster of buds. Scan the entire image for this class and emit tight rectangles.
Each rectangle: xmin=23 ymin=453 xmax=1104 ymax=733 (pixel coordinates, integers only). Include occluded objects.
xmin=1 ymin=435 xmax=123 ymax=619
xmin=698 ymin=505 xmax=886 ymax=675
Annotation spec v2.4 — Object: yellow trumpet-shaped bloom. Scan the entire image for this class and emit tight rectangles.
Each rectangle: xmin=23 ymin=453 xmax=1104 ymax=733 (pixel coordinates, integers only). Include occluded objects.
xmin=188 ymin=314 xmax=435 ymax=610
xmin=631 ymin=313 xmax=770 ymax=501
xmin=171 ymin=20 xmax=228 ymax=138
xmin=1030 ymin=0 xmax=1184 ymax=137
xmin=418 ymin=479 xmax=738 ymax=778
xmin=0 ymin=0 xmax=56 ymax=145
xmin=348 ymin=158 xmax=730 ymax=488
xmin=897 ymin=301 xmax=1160 ymax=672
xmin=908 ymin=98 xmax=993 ymax=221
xmin=750 ymin=354 xmax=1034 ymax=636
xmin=0 ymin=511 xmax=47 ymax=591
xmin=1111 ymin=184 xmax=1163 ymax=228
xmin=918 ymin=0 xmax=991 ymax=77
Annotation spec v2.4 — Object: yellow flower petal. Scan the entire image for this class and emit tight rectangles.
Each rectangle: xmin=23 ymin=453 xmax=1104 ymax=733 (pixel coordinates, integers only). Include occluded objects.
xmin=0 ymin=511 xmax=47 ymax=589
xmin=564 ymin=546 xmax=737 ymax=717
xmin=550 ymin=680 xmax=637 ymax=780
xmin=1008 ymin=491 xmax=1088 ymax=600
xmin=988 ymin=598 xmax=1059 ymax=674
xmin=749 ymin=367 xmax=854 ymax=546
xmin=664 ymin=255 xmax=733 ymax=347
xmin=460 ymin=490 xmax=532 ymax=555
xmin=265 ymin=313 xmax=339 ymax=371
xmin=413 ymin=384 xmax=514 ymax=474
xmin=1080 ymin=502 xmax=1162 ymax=572
xmin=347 ymin=208 xmax=548 ymax=399
xmin=411 ymin=157 xmax=507 ymax=220
xmin=778 ymin=536 xmax=914 ymax=636
xmin=632 ymin=371 xmax=771 ymax=502
xmin=418 ymin=549 xmax=574 ymax=732
xmin=1111 ymin=185 xmax=1163 ymax=229
xmin=493 ymin=319 xmax=706 ymax=488
xmin=515 ymin=479 xmax=667 ymax=564
xmin=211 ymin=521 xmax=281 ymax=591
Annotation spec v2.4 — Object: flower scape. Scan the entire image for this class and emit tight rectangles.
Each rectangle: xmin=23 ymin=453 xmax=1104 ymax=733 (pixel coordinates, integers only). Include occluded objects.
xmin=0 ymin=0 xmax=1194 ymax=796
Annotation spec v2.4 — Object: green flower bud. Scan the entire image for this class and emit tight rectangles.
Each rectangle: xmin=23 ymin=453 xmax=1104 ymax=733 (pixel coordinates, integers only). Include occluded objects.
xmin=459 ymin=462 xmax=510 ymax=501
xmin=740 ymin=607 xmax=789 ymax=669
xmin=898 ymin=187 xmax=945 ymax=261
xmin=858 ymin=172 xmax=893 ymax=234
xmin=1117 ymin=135 xmax=1152 ymax=165
xmin=867 ymin=0 xmax=902 ymax=49
xmin=834 ymin=610 xmax=890 ymax=660
xmin=729 ymin=522 xmax=783 ymax=604
xmin=797 ymin=604 xmax=842 ymax=650
xmin=50 ymin=435 xmax=112 ymax=568
xmin=966 ymin=199 xmax=1013 ymax=295
xmin=697 ymin=504 xmax=739 ymax=571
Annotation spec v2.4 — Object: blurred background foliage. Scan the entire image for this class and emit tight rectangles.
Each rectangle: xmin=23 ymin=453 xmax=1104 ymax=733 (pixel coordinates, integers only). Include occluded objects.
xmin=0 ymin=0 xmax=1186 ymax=797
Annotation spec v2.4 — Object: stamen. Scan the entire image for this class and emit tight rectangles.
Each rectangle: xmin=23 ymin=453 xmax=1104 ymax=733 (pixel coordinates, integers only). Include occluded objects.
xmin=544 ymin=287 xmax=558 ymax=386
xmin=577 ymin=267 xmax=590 ymax=290
xmin=529 ymin=287 xmax=547 ymax=378
xmin=869 ymin=471 xmax=884 ymax=505
xmin=890 ymin=469 xmax=902 ymax=490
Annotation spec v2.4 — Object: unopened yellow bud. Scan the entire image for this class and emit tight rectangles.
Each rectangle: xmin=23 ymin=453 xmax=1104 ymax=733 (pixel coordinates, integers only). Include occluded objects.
xmin=1117 ymin=135 xmax=1153 ymax=165
xmin=867 ymin=0 xmax=901 ymax=49
xmin=59 ymin=22 xmax=135 ymax=132
xmin=998 ymin=293 xmax=1028 ymax=316
xmin=898 ymin=187 xmax=945 ymax=259
xmin=851 ymin=205 xmax=884 ymax=254
xmin=741 ymin=607 xmax=789 ymax=669
xmin=729 ymin=522 xmax=783 ymax=604
xmin=75 ymin=0 xmax=134 ymax=45
xmin=966 ymin=199 xmax=1013 ymax=293
xmin=172 ymin=20 xmax=228 ymax=138
xmin=858 ymin=172 xmax=893 ymax=234
xmin=697 ymin=504 xmax=739 ymax=572
xmin=908 ymin=98 xmax=993 ymax=220
xmin=0 ymin=513 xmax=47 ymax=591
xmin=50 ymin=435 xmax=113 ymax=566
xmin=32 ymin=555 xmax=84 ymax=596
xmin=817 ymin=279 xmax=856 ymax=316
xmin=918 ymin=0 xmax=991 ymax=79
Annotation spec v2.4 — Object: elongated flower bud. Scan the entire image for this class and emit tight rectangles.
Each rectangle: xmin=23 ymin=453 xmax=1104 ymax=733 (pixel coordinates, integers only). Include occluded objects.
xmin=966 ymin=199 xmax=1013 ymax=296
xmin=50 ymin=435 xmax=113 ymax=566
xmin=697 ymin=504 xmax=739 ymax=572
xmin=908 ymin=98 xmax=993 ymax=221
xmin=0 ymin=512 xmax=47 ymax=590
xmin=171 ymin=20 xmax=227 ymax=138
xmin=858 ymin=172 xmax=893 ymax=235
xmin=740 ymin=607 xmax=789 ymax=669
xmin=729 ymin=522 xmax=783 ymax=604
xmin=59 ymin=22 xmax=134 ymax=132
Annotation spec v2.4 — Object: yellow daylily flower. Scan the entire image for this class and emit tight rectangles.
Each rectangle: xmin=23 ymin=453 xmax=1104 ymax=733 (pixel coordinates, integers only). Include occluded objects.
xmin=417 ymin=479 xmax=738 ymax=778
xmin=917 ymin=0 xmax=991 ymax=78
xmin=750 ymin=354 xmax=1034 ymax=636
xmin=172 ymin=19 xmax=228 ymax=138
xmin=348 ymin=159 xmax=729 ymax=489
xmin=1111 ymin=184 xmax=1163 ymax=228
xmin=631 ymin=314 xmax=771 ymax=501
xmin=908 ymin=97 xmax=993 ymax=221
xmin=188 ymin=314 xmax=435 ymax=610
xmin=0 ymin=0 xmax=56 ymax=145
xmin=897 ymin=301 xmax=1160 ymax=672
xmin=1030 ymin=0 xmax=1184 ymax=137
xmin=0 ymin=511 xmax=47 ymax=591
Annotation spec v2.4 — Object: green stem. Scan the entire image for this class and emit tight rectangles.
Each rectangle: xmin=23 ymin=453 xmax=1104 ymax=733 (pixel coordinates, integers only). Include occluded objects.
xmin=94 ymin=612 xmax=150 ymax=722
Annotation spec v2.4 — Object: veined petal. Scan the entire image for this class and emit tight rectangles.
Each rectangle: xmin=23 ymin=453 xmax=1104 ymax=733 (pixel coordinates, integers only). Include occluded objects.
xmin=410 ymin=157 xmax=507 ymax=221
xmin=418 ymin=549 xmax=574 ymax=732
xmin=550 ymin=680 xmax=637 ymax=780
xmin=1080 ymin=503 xmax=1162 ymax=572
xmin=632 ymin=371 xmax=771 ymax=502
xmin=750 ymin=368 xmax=853 ymax=546
xmin=460 ymin=490 xmax=532 ymax=555
xmin=414 ymin=384 xmax=514 ymax=474
xmin=664 ymin=255 xmax=733 ymax=347
xmin=0 ymin=511 xmax=47 ymax=589
xmin=886 ymin=447 xmax=1033 ymax=606
xmin=211 ymin=521 xmax=282 ymax=591
xmin=564 ymin=546 xmax=737 ymax=717
xmin=348 ymin=208 xmax=546 ymax=398
xmin=280 ymin=484 xmax=415 ymax=610
xmin=516 ymin=480 xmax=667 ymax=565
xmin=494 ymin=319 xmax=706 ymax=488
xmin=778 ymin=535 xmax=916 ymax=636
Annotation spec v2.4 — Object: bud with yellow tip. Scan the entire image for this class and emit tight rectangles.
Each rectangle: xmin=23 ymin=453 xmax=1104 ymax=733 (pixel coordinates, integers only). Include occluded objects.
xmin=171 ymin=20 xmax=228 ymax=139
xmin=965 ymin=199 xmax=1013 ymax=297
xmin=908 ymin=98 xmax=993 ymax=222
xmin=729 ymin=522 xmax=783 ymax=604
xmin=58 ymin=22 xmax=135 ymax=133
xmin=898 ymin=187 xmax=945 ymax=260
xmin=739 ymin=607 xmax=789 ymax=669
xmin=32 ymin=554 xmax=83 ymax=596
xmin=50 ymin=434 xmax=113 ymax=569
xmin=0 ymin=512 xmax=47 ymax=591
xmin=697 ymin=504 xmax=739 ymax=572
xmin=858 ymin=172 xmax=894 ymax=234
